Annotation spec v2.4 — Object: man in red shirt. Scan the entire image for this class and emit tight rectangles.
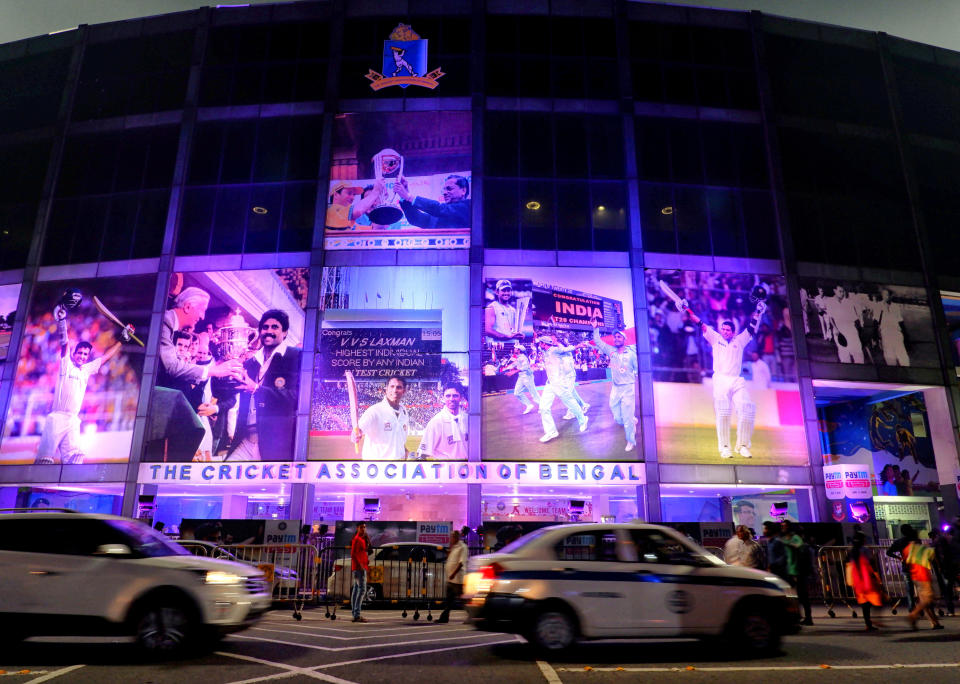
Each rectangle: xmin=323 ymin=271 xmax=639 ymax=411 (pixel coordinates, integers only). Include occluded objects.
xmin=351 ymin=522 xmax=371 ymax=623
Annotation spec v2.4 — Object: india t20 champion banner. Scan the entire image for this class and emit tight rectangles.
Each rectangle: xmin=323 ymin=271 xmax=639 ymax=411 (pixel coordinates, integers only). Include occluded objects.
xmin=311 ymin=266 xmax=469 ymax=461
xmin=481 ymin=266 xmax=638 ymax=462
xmin=318 ymin=327 xmax=442 ymax=380
xmin=644 ymin=269 xmax=808 ymax=467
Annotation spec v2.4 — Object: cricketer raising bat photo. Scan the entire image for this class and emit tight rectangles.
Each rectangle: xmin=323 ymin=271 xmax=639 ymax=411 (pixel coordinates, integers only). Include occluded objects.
xmin=93 ymin=295 xmax=144 ymax=346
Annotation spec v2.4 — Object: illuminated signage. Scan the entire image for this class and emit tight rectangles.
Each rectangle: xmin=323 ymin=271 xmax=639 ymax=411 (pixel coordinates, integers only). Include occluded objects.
xmin=823 ymin=463 xmax=873 ymax=500
xmin=366 ymin=24 xmax=444 ymax=91
xmin=139 ymin=461 xmax=646 ymax=486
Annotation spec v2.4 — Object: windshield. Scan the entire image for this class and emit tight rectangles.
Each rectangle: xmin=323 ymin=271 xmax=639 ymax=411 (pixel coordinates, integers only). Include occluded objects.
xmin=499 ymin=527 xmax=555 ymax=554
xmin=107 ymin=519 xmax=190 ymax=558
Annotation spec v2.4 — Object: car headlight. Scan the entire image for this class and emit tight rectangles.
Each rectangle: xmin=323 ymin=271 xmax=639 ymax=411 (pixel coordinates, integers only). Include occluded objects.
xmin=205 ymin=570 xmax=244 ymax=585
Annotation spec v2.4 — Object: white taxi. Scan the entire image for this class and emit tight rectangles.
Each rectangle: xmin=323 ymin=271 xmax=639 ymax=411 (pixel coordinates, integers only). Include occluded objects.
xmin=463 ymin=523 xmax=799 ymax=653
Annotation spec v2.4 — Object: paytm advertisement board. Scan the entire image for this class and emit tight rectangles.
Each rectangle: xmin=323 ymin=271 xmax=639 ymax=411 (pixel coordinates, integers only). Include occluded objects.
xmin=324 ymin=111 xmax=470 ymax=250
xmin=145 ymin=268 xmax=308 ymax=464
xmin=311 ymin=266 xmax=468 ymax=461
xmin=1 ymin=276 xmax=154 ymax=465
xmin=644 ymin=269 xmax=807 ymax=466
xmin=481 ymin=266 xmax=638 ymax=461
xmin=417 ymin=522 xmax=452 ymax=545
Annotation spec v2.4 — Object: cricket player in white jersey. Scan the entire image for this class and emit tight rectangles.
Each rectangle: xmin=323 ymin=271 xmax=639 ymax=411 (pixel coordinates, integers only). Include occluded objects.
xmin=680 ymin=304 xmax=760 ymax=459
xmin=484 ymin=279 xmax=525 ymax=342
xmin=559 ymin=340 xmax=590 ymax=421
xmin=417 ymin=383 xmax=468 ymax=460
xmin=591 ymin=320 xmax=638 ymax=452
xmin=537 ymin=334 xmax=588 ymax=443
xmin=825 ymin=285 xmax=865 ymax=363
xmin=35 ymin=298 xmax=130 ymax=464
xmin=503 ymin=344 xmax=539 ymax=414
xmin=876 ymin=288 xmax=910 ymax=366
xmin=353 ymin=375 xmax=410 ymax=460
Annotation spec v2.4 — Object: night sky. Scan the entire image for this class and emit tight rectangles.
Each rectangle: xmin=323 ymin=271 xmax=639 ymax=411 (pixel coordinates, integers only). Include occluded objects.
xmin=1 ymin=0 xmax=958 ymax=52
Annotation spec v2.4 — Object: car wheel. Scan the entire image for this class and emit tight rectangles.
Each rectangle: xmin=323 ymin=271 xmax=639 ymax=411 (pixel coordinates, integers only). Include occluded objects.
xmin=134 ymin=602 xmax=199 ymax=656
xmin=364 ymin=584 xmax=382 ymax=604
xmin=531 ymin=610 xmax=576 ymax=652
xmin=732 ymin=607 xmax=780 ymax=655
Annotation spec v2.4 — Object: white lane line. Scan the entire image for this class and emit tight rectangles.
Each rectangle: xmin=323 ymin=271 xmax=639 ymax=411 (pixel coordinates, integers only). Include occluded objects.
xmin=217 ymin=651 xmax=357 ymax=684
xmin=537 ymin=660 xmax=563 ymax=684
xmin=558 ymin=663 xmax=960 ymax=673
xmin=23 ymin=666 xmax=85 ymax=684
xmin=312 ymin=638 xmax=520 ymax=670
xmin=251 ymin=626 xmax=473 ymax=640
xmin=231 ymin=631 xmax=506 ymax=652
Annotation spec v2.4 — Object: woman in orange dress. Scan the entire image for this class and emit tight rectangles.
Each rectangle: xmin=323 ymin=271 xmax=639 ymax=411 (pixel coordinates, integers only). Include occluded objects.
xmin=846 ymin=531 xmax=884 ymax=631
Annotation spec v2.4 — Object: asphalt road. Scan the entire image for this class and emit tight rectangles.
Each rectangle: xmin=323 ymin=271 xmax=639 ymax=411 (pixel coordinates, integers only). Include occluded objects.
xmin=4 ymin=606 xmax=960 ymax=684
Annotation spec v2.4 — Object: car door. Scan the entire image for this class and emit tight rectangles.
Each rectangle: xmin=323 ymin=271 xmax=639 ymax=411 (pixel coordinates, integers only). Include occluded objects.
xmin=4 ymin=518 xmax=132 ymax=619
xmin=624 ymin=528 xmax=725 ymax=635
xmin=552 ymin=530 xmax=632 ymax=636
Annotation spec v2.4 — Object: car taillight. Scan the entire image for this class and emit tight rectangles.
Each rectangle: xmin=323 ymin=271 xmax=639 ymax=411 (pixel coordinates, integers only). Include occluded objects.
xmin=480 ymin=563 xmax=503 ymax=580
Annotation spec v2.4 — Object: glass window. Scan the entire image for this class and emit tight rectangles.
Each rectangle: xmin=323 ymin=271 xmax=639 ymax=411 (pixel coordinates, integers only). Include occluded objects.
xmin=555 ymin=531 xmax=619 ymax=562
xmin=628 ymin=529 xmax=711 ymax=566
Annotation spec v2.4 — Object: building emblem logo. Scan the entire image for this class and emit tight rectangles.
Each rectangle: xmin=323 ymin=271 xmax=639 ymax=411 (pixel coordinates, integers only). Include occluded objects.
xmin=366 ymin=24 xmax=444 ymax=91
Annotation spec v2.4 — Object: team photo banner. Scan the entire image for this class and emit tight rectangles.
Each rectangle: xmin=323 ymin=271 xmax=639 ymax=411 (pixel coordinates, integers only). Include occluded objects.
xmin=139 ymin=461 xmax=646 ymax=486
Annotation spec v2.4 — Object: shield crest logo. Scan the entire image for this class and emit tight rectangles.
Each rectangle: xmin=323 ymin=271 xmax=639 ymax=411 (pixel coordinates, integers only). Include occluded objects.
xmin=366 ymin=24 xmax=444 ymax=91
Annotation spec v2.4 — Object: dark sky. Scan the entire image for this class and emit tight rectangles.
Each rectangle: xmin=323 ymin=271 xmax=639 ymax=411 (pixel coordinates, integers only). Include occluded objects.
xmin=2 ymin=0 xmax=958 ymax=53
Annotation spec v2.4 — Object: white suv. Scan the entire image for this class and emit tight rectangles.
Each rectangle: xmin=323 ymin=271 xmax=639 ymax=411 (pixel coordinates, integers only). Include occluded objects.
xmin=464 ymin=523 xmax=800 ymax=653
xmin=0 ymin=510 xmax=272 ymax=655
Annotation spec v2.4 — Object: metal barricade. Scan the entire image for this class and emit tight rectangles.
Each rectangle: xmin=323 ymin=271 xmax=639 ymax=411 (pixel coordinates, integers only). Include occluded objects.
xmin=320 ymin=543 xmax=447 ymax=621
xmin=817 ymin=545 xmax=945 ymax=618
xmin=222 ymin=543 xmax=319 ymax=620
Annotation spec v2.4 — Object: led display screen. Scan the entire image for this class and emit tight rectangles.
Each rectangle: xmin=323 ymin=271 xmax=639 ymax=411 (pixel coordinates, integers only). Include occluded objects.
xmin=481 ymin=266 xmax=638 ymax=461
xmin=645 ymin=269 xmax=807 ymax=466
xmin=324 ymin=111 xmax=471 ymax=251
xmin=144 ymin=268 xmax=308 ymax=463
xmin=1 ymin=276 xmax=154 ymax=464
xmin=310 ymin=266 xmax=469 ymax=460
xmin=799 ymin=280 xmax=938 ymax=368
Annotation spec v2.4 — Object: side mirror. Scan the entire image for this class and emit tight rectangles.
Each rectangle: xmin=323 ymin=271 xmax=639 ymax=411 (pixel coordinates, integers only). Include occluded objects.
xmin=95 ymin=543 xmax=132 ymax=556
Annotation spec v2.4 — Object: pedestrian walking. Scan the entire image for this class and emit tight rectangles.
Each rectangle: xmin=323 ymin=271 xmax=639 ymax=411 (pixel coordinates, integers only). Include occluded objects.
xmin=845 ymin=532 xmax=884 ymax=631
xmin=929 ymin=529 xmax=956 ymax=616
xmin=781 ymin=521 xmax=814 ymax=626
xmin=763 ymin=521 xmax=788 ymax=579
xmin=437 ymin=529 xmax=468 ymax=623
xmin=887 ymin=524 xmax=918 ymax=612
xmin=903 ymin=537 xmax=944 ymax=630
xmin=350 ymin=522 xmax=371 ymax=623
xmin=725 ymin=525 xmax=764 ymax=568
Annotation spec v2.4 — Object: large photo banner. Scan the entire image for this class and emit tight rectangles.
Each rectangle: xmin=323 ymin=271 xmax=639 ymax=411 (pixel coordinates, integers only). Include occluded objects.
xmin=798 ymin=279 xmax=938 ymax=368
xmin=144 ymin=268 xmax=308 ymax=463
xmin=1 ymin=276 xmax=154 ymax=464
xmin=310 ymin=266 xmax=469 ymax=461
xmin=644 ymin=270 xmax=807 ymax=466
xmin=0 ymin=283 xmax=20 ymax=361
xmin=819 ymin=391 xmax=940 ymax=497
xmin=481 ymin=267 xmax=637 ymax=461
xmin=324 ymin=111 xmax=471 ymax=251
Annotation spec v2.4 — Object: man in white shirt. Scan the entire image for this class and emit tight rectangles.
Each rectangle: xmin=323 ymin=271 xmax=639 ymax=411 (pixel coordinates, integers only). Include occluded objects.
xmin=417 ymin=383 xmax=468 ymax=460
xmin=825 ymin=285 xmax=865 ymax=364
xmin=876 ymin=288 xmax=910 ymax=367
xmin=685 ymin=309 xmax=759 ymax=459
xmin=35 ymin=302 xmax=127 ymax=464
xmin=591 ymin=321 xmax=638 ymax=452
xmin=502 ymin=345 xmax=539 ymax=414
xmin=436 ymin=529 xmax=468 ymax=623
xmin=537 ymin=334 xmax=588 ymax=443
xmin=484 ymin=280 xmax=526 ymax=342
xmin=353 ymin=375 xmax=410 ymax=460
xmin=749 ymin=351 xmax=771 ymax=389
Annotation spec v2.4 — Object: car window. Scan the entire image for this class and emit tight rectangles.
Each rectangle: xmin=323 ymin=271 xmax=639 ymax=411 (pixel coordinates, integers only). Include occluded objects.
xmin=0 ymin=518 xmax=127 ymax=555
xmin=555 ymin=532 xmax=619 ymax=562
xmin=375 ymin=547 xmax=399 ymax=562
xmin=106 ymin=519 xmax=190 ymax=557
xmin=628 ymin=529 xmax=710 ymax=566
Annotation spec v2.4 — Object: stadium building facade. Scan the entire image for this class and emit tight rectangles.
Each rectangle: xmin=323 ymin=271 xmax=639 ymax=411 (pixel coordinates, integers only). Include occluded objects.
xmin=1 ymin=0 xmax=959 ymax=538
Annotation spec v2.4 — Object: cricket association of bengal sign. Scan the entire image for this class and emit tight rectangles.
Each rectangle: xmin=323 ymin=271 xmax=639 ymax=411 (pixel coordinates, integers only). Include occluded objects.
xmin=365 ymin=24 xmax=444 ymax=91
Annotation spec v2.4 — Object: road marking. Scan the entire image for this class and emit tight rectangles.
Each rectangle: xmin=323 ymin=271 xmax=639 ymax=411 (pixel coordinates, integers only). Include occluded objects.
xmin=312 ymin=638 xmax=520 ymax=669
xmin=251 ymin=626 xmax=473 ymax=640
xmin=557 ymin=663 xmax=960 ymax=673
xmin=23 ymin=666 xmax=84 ymax=684
xmin=217 ymin=652 xmax=357 ymax=684
xmin=537 ymin=660 xmax=563 ymax=683
xmin=231 ymin=631 xmax=504 ymax=652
